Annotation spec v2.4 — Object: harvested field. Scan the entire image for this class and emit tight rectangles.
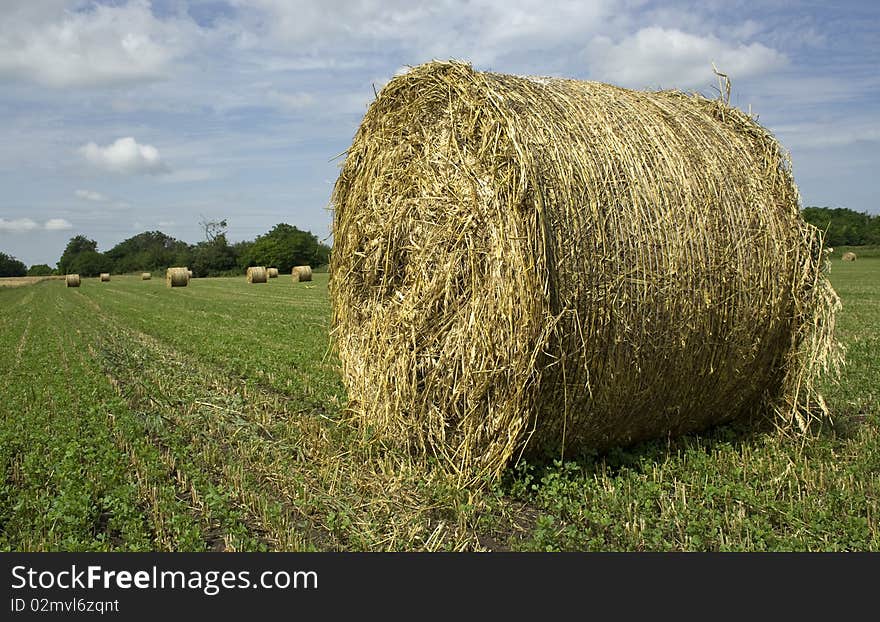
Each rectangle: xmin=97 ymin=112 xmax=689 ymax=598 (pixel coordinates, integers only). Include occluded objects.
xmin=0 ymin=267 xmax=876 ymax=551
xmin=0 ymin=276 xmax=61 ymax=288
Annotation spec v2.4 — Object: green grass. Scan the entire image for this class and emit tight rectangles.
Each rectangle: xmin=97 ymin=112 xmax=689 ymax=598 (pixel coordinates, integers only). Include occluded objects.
xmin=1 ymin=263 xmax=877 ymax=551
xmin=829 ymin=244 xmax=880 ymax=259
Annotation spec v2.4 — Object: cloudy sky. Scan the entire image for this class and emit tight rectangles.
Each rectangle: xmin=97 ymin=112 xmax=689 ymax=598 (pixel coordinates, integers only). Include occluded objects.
xmin=0 ymin=0 xmax=877 ymax=267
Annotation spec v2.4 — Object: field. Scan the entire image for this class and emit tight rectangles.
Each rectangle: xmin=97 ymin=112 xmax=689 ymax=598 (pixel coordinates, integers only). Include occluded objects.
xmin=0 ymin=276 xmax=62 ymax=288
xmin=1 ymin=261 xmax=877 ymax=551
xmin=829 ymin=244 xmax=880 ymax=260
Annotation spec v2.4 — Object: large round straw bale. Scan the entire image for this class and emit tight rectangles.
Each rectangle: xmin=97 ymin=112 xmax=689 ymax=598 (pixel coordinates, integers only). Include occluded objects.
xmin=142 ymin=272 xmax=151 ymax=280
xmin=188 ymin=269 xmax=194 ymax=278
xmin=166 ymin=267 xmax=189 ymax=287
xmin=330 ymin=61 xmax=841 ymax=481
xmin=99 ymin=273 xmax=110 ymax=282
xmin=247 ymin=266 xmax=268 ymax=283
xmin=65 ymin=274 xmax=80 ymax=287
xmin=267 ymin=267 xmax=279 ymax=278
xmin=841 ymin=252 xmax=857 ymax=262
xmin=291 ymin=265 xmax=312 ymax=282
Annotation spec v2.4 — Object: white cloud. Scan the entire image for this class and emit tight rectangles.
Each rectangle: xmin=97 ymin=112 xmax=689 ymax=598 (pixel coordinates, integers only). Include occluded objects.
xmin=0 ymin=218 xmax=39 ymax=232
xmin=775 ymin=119 xmax=880 ymax=149
xmin=80 ymin=137 xmax=169 ymax=175
xmin=231 ymin=0 xmax=428 ymax=44
xmin=160 ymin=168 xmax=214 ymax=183
xmin=157 ymin=220 xmax=175 ymax=227
xmin=727 ymin=19 xmax=763 ymax=41
xmin=0 ymin=217 xmax=75 ymax=232
xmin=257 ymin=56 xmax=368 ymax=72
xmin=233 ymin=0 xmax=612 ymax=67
xmin=586 ymin=27 xmax=788 ymax=89
xmin=44 ymin=218 xmax=72 ymax=230
xmin=75 ymin=189 xmax=107 ymax=202
xmin=441 ymin=0 xmax=610 ymax=66
xmin=0 ymin=0 xmax=200 ymax=88
xmin=266 ymin=89 xmax=315 ymax=112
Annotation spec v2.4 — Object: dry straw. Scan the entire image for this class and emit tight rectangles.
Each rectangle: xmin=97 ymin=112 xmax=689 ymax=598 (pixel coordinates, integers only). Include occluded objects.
xmin=291 ymin=265 xmax=312 ymax=282
xmin=330 ymin=61 xmax=841 ymax=483
xmin=65 ymin=274 xmax=81 ymax=287
xmin=166 ymin=267 xmax=189 ymax=287
xmin=842 ymin=252 xmax=857 ymax=262
xmin=247 ymin=266 xmax=268 ymax=283
xmin=142 ymin=272 xmax=151 ymax=280
xmin=267 ymin=267 xmax=280 ymax=278
xmin=99 ymin=273 xmax=110 ymax=282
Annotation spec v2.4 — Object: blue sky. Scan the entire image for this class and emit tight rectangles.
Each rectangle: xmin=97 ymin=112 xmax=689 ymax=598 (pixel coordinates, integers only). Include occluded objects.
xmin=0 ymin=0 xmax=877 ymax=267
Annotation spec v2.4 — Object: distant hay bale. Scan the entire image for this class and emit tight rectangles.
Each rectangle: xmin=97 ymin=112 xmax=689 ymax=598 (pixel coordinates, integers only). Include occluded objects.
xmin=291 ymin=265 xmax=312 ymax=282
xmin=267 ymin=267 xmax=279 ymax=278
xmin=99 ymin=273 xmax=110 ymax=282
xmin=330 ymin=60 xmax=841 ymax=482
xmin=166 ymin=267 xmax=189 ymax=287
xmin=65 ymin=274 xmax=80 ymax=288
xmin=247 ymin=266 xmax=268 ymax=283
xmin=842 ymin=252 xmax=857 ymax=262
xmin=142 ymin=272 xmax=151 ymax=280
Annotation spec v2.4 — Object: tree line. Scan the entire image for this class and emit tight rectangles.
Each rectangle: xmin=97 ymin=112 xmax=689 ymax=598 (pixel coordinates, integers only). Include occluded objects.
xmin=801 ymin=206 xmax=880 ymax=247
xmin=1 ymin=222 xmax=331 ymax=278
xmin=3 ymin=207 xmax=877 ymax=278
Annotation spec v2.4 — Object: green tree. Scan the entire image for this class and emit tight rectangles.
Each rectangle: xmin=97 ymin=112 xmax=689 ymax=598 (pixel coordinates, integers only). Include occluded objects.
xmin=57 ymin=235 xmax=99 ymax=274
xmin=241 ymin=223 xmax=331 ymax=273
xmin=192 ymin=234 xmax=237 ymax=276
xmin=232 ymin=239 xmax=254 ymax=270
xmin=69 ymin=250 xmax=113 ymax=277
xmin=27 ymin=264 xmax=53 ymax=276
xmin=0 ymin=252 xmax=27 ymax=277
xmin=802 ymin=206 xmax=878 ymax=247
xmin=104 ymin=231 xmax=193 ymax=273
xmin=867 ymin=218 xmax=880 ymax=245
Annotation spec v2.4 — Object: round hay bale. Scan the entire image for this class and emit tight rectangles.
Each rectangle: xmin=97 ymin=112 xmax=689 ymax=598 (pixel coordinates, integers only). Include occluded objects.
xmin=291 ymin=265 xmax=312 ymax=282
xmin=842 ymin=252 xmax=857 ymax=262
xmin=142 ymin=272 xmax=151 ymax=280
xmin=65 ymin=274 xmax=80 ymax=287
xmin=330 ymin=61 xmax=841 ymax=481
xmin=166 ymin=267 xmax=189 ymax=287
xmin=99 ymin=273 xmax=110 ymax=282
xmin=267 ymin=267 xmax=279 ymax=278
xmin=188 ymin=269 xmax=194 ymax=278
xmin=247 ymin=266 xmax=268 ymax=283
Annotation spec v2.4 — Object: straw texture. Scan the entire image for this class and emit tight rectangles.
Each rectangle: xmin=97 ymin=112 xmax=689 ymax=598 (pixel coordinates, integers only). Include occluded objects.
xmin=65 ymin=274 xmax=81 ymax=288
xmin=267 ymin=267 xmax=280 ymax=278
xmin=166 ymin=267 xmax=189 ymax=287
xmin=99 ymin=273 xmax=110 ymax=282
xmin=142 ymin=272 xmax=151 ymax=280
xmin=292 ymin=266 xmax=313 ymax=282
xmin=842 ymin=252 xmax=857 ymax=262
xmin=330 ymin=61 xmax=841 ymax=482
xmin=247 ymin=266 xmax=268 ymax=283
